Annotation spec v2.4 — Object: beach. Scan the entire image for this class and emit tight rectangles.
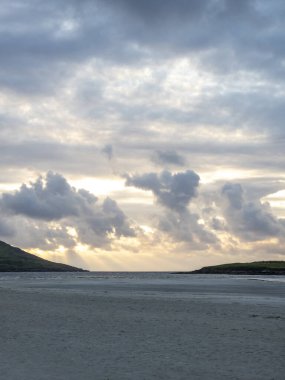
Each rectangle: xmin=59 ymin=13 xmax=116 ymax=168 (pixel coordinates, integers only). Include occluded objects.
xmin=0 ymin=273 xmax=284 ymax=380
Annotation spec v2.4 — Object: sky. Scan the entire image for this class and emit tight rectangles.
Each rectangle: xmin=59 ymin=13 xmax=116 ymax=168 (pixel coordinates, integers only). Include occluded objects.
xmin=0 ymin=0 xmax=285 ymax=271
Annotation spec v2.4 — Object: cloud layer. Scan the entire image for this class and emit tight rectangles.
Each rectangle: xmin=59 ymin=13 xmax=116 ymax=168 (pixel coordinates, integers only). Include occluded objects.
xmin=0 ymin=0 xmax=285 ymax=268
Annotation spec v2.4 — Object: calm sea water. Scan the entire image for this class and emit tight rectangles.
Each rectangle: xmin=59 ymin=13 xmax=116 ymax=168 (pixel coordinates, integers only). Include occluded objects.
xmin=0 ymin=271 xmax=284 ymax=283
xmin=1 ymin=271 xmax=284 ymax=306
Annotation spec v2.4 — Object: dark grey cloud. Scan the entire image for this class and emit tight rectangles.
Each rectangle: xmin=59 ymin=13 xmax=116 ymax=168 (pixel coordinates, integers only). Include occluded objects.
xmin=1 ymin=0 xmax=285 ymax=94
xmin=152 ymin=150 xmax=186 ymax=167
xmin=0 ymin=218 xmax=15 ymax=238
xmin=221 ymin=182 xmax=285 ymax=241
xmin=102 ymin=144 xmax=113 ymax=161
xmin=222 ymin=183 xmax=244 ymax=210
xmin=0 ymin=141 xmax=113 ymax=178
xmin=231 ymin=178 xmax=285 ymax=203
xmin=158 ymin=210 xmax=217 ymax=247
xmin=0 ymin=217 xmax=77 ymax=251
xmin=112 ymin=89 xmax=285 ymax=139
xmin=211 ymin=217 xmax=227 ymax=232
xmin=105 ymin=0 xmax=209 ymax=24
xmin=126 ymin=170 xmax=200 ymax=212
xmin=0 ymin=172 xmax=135 ymax=249
xmin=1 ymin=171 xmax=94 ymax=220
xmin=98 ymin=0 xmax=285 ymax=81
xmin=126 ymin=169 xmax=217 ymax=246
xmin=187 ymin=91 xmax=285 ymax=138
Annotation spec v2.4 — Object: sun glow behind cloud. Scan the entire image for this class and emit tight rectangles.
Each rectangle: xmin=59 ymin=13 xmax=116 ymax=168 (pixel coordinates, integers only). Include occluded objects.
xmin=263 ymin=190 xmax=285 ymax=217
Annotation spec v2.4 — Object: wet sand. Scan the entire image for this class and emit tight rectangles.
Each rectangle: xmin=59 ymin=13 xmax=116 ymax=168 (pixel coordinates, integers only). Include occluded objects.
xmin=0 ymin=274 xmax=284 ymax=380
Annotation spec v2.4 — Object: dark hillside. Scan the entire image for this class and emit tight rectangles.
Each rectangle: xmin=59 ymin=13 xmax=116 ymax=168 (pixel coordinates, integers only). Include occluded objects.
xmin=175 ymin=261 xmax=285 ymax=275
xmin=0 ymin=240 xmax=86 ymax=272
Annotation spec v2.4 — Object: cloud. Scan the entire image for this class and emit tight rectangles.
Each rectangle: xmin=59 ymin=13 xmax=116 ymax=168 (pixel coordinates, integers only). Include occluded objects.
xmin=1 ymin=171 xmax=94 ymax=221
xmin=0 ymin=218 xmax=15 ymax=238
xmin=0 ymin=217 xmax=77 ymax=251
xmin=0 ymin=141 xmax=113 ymax=179
xmin=0 ymin=0 xmax=285 ymax=265
xmin=0 ymin=0 xmax=285 ymax=184
xmin=211 ymin=217 xmax=227 ymax=231
xmin=222 ymin=183 xmax=244 ymax=210
xmin=159 ymin=210 xmax=217 ymax=246
xmin=105 ymin=0 xmax=208 ymax=24
xmin=126 ymin=170 xmax=200 ymax=211
xmin=221 ymin=182 xmax=285 ymax=241
xmin=1 ymin=0 xmax=284 ymax=95
xmin=100 ymin=0 xmax=285 ymax=80
xmin=152 ymin=150 xmax=186 ymax=167
xmin=0 ymin=172 xmax=135 ymax=249
xmin=126 ymin=169 xmax=217 ymax=246
xmin=102 ymin=144 xmax=113 ymax=160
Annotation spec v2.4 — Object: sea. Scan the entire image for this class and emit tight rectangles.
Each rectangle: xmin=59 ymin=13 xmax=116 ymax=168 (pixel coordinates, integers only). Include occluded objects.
xmin=0 ymin=271 xmax=284 ymax=282
xmin=0 ymin=271 xmax=284 ymax=308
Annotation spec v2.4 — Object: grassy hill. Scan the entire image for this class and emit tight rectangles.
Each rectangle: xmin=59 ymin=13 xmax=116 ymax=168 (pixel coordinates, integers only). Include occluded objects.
xmin=176 ymin=261 xmax=285 ymax=275
xmin=0 ymin=240 xmax=86 ymax=272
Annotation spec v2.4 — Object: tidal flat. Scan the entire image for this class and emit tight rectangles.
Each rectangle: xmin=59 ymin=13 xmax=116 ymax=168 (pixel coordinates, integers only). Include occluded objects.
xmin=0 ymin=272 xmax=284 ymax=380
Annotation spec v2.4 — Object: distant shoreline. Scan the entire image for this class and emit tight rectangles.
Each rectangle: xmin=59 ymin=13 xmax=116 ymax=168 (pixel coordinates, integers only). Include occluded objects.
xmin=173 ymin=261 xmax=285 ymax=275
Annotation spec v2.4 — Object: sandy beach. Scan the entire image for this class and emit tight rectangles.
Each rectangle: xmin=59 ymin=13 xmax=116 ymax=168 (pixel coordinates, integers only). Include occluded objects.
xmin=0 ymin=273 xmax=284 ymax=380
